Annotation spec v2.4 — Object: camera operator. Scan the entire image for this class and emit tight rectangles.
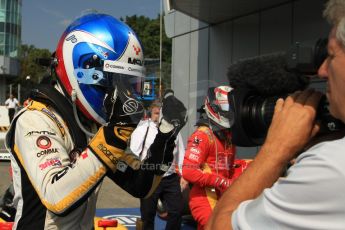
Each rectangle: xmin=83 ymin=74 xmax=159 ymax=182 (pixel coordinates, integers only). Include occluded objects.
xmin=207 ymin=1 xmax=345 ymax=229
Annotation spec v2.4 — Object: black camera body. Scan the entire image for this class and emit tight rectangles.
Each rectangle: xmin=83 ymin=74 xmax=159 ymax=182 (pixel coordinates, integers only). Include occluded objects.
xmin=285 ymin=38 xmax=329 ymax=75
xmin=228 ymin=38 xmax=345 ymax=147
xmin=229 ymin=89 xmax=344 ymax=147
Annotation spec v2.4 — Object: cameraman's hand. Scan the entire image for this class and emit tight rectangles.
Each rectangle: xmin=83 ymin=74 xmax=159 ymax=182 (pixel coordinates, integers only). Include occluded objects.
xmin=159 ymin=89 xmax=188 ymax=134
xmin=103 ymin=81 xmax=144 ymax=126
xmin=264 ymin=89 xmax=322 ymax=163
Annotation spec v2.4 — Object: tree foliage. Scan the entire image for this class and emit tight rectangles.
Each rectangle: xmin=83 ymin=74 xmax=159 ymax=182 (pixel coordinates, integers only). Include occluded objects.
xmin=11 ymin=44 xmax=51 ymax=101
xmin=18 ymin=44 xmax=51 ymax=84
xmin=122 ymin=14 xmax=171 ymax=62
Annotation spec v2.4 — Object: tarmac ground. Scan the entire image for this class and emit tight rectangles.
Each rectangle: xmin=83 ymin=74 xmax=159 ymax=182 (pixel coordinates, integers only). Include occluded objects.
xmin=0 ymin=161 xmax=140 ymax=209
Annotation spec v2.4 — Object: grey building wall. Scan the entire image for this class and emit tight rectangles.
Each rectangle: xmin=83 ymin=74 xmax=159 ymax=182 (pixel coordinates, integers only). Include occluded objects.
xmin=164 ymin=0 xmax=330 ymax=158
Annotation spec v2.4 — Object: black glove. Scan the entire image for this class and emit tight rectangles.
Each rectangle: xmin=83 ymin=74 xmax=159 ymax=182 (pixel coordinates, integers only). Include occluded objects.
xmin=88 ymin=80 xmax=144 ymax=172
xmin=103 ymin=80 xmax=144 ymax=126
xmin=104 ymin=90 xmax=187 ymax=197
xmin=159 ymin=89 xmax=188 ymax=134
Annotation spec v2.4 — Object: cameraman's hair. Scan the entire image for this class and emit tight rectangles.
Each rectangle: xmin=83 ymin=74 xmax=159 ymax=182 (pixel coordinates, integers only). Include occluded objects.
xmin=324 ymin=0 xmax=345 ymax=48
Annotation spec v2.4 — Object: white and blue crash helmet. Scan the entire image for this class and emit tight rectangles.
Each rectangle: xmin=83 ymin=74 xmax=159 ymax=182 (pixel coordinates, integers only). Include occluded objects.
xmin=55 ymin=13 xmax=145 ymax=125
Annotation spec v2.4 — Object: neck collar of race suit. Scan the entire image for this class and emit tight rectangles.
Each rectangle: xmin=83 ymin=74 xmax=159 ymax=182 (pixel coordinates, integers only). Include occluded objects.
xmin=195 ymin=118 xmax=231 ymax=141
xmin=30 ymin=83 xmax=88 ymax=149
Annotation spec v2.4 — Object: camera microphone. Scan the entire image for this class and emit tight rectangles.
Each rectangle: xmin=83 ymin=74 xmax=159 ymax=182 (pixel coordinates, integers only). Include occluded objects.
xmin=227 ymin=53 xmax=309 ymax=96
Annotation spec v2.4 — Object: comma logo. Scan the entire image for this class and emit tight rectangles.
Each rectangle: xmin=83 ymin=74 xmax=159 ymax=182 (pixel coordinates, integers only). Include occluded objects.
xmin=36 ymin=136 xmax=52 ymax=149
xmin=105 ymin=63 xmax=124 ymax=70
xmin=36 ymin=148 xmax=59 ymax=157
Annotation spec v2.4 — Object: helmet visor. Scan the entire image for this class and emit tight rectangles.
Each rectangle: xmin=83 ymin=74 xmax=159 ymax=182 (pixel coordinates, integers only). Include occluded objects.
xmin=103 ymin=59 xmax=146 ymax=98
xmin=74 ymin=58 xmax=146 ymax=97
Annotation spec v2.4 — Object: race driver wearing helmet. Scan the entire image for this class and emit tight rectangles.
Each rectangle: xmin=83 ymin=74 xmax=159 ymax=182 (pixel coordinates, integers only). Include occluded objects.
xmin=181 ymin=86 xmax=249 ymax=230
xmin=5 ymin=13 xmax=187 ymax=230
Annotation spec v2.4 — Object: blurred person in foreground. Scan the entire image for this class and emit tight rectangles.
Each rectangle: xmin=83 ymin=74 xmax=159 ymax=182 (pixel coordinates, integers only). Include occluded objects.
xmin=130 ymin=100 xmax=187 ymax=230
xmin=5 ymin=13 xmax=187 ymax=230
xmin=207 ymin=1 xmax=345 ymax=229
xmin=182 ymin=86 xmax=250 ymax=230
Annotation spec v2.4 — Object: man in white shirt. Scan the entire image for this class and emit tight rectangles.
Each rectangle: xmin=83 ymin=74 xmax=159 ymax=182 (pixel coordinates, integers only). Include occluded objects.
xmin=130 ymin=100 xmax=187 ymax=230
xmin=4 ymin=94 xmax=19 ymax=123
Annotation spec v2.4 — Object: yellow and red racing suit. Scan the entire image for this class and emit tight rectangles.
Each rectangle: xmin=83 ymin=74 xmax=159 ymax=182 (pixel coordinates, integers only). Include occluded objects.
xmin=182 ymin=125 xmax=249 ymax=230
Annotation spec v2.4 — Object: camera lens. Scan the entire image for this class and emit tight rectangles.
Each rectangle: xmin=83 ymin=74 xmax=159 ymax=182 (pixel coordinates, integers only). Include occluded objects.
xmin=239 ymin=94 xmax=344 ymax=147
xmin=261 ymin=96 xmax=279 ymax=127
xmin=242 ymin=95 xmax=279 ymax=140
